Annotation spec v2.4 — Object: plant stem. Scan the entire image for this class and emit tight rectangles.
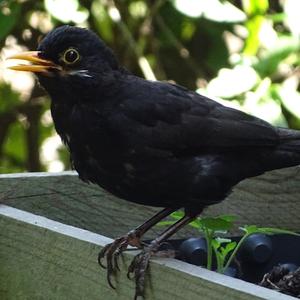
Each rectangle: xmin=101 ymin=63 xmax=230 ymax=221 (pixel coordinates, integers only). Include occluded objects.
xmin=212 ymin=245 xmax=222 ymax=273
xmin=224 ymin=233 xmax=251 ymax=271
xmin=206 ymin=229 xmax=213 ymax=270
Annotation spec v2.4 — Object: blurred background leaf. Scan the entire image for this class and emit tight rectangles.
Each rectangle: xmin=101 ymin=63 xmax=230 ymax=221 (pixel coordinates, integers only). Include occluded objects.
xmin=0 ymin=0 xmax=299 ymax=173
xmin=0 ymin=1 xmax=21 ymax=41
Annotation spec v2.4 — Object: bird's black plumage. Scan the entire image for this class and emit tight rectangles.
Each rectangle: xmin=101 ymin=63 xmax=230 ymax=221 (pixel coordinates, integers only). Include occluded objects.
xmin=9 ymin=25 xmax=300 ymax=298
xmin=35 ymin=26 xmax=300 ymax=213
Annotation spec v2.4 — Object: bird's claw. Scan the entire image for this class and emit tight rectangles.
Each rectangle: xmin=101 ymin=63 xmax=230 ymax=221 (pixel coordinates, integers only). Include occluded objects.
xmin=98 ymin=243 xmax=111 ymax=268
xmin=98 ymin=231 xmax=143 ymax=288
xmin=127 ymin=243 xmax=159 ymax=300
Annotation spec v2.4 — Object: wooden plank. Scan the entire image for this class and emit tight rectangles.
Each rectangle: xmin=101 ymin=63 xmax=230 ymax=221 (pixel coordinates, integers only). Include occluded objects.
xmin=0 ymin=167 xmax=300 ymax=238
xmin=0 ymin=205 xmax=295 ymax=300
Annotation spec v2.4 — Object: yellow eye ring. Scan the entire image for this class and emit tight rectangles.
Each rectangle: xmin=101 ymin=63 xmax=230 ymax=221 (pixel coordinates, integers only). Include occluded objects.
xmin=62 ymin=48 xmax=80 ymax=64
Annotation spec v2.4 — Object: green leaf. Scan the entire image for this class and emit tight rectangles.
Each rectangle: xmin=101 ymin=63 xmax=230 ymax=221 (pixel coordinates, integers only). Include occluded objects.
xmin=211 ymin=238 xmax=221 ymax=249
xmin=189 ymin=219 xmax=203 ymax=229
xmin=243 ymin=15 xmax=264 ymax=55
xmin=2 ymin=122 xmax=26 ymax=172
xmin=242 ymin=0 xmax=269 ymax=55
xmin=221 ymin=241 xmax=237 ymax=257
xmin=91 ymin=2 xmax=114 ymax=43
xmin=217 ymin=215 xmax=236 ymax=223
xmin=199 ymin=215 xmax=235 ymax=231
xmin=157 ymin=211 xmax=186 ymax=227
xmin=266 ymin=13 xmax=286 ymax=23
xmin=240 ymin=225 xmax=258 ymax=234
xmin=0 ymin=82 xmax=20 ymax=113
xmin=0 ymin=1 xmax=20 ymax=41
xmin=212 ymin=237 xmax=232 ymax=251
xmin=256 ymin=227 xmax=300 ymax=236
xmin=240 ymin=225 xmax=300 ymax=236
xmin=171 ymin=211 xmax=185 ymax=219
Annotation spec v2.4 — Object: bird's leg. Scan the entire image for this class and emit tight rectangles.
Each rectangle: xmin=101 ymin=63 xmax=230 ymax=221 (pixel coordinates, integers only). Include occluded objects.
xmin=98 ymin=207 xmax=175 ymax=288
xmin=128 ymin=214 xmax=196 ymax=299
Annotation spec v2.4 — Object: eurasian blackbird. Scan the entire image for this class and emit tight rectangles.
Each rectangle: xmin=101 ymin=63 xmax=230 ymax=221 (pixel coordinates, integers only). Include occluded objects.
xmin=7 ymin=25 xmax=300 ymax=299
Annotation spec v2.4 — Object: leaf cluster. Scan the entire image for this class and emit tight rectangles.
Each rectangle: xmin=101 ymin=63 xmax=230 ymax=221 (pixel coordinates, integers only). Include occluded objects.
xmin=159 ymin=211 xmax=299 ymax=273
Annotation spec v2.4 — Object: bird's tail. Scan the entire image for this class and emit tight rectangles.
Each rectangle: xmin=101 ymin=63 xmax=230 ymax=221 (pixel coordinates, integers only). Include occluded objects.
xmin=277 ymin=127 xmax=300 ymax=152
xmin=263 ymin=127 xmax=300 ymax=172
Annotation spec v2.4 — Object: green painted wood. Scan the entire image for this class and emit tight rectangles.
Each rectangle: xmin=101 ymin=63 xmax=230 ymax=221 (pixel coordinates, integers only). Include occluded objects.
xmin=0 ymin=206 xmax=295 ymax=300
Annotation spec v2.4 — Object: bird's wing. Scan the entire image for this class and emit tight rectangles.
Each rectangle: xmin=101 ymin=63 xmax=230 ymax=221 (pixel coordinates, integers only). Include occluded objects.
xmin=111 ymin=79 xmax=279 ymax=154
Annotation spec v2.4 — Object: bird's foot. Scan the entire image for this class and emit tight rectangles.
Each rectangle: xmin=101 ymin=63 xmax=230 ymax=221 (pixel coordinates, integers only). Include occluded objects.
xmin=127 ymin=241 xmax=175 ymax=300
xmin=98 ymin=230 xmax=143 ymax=289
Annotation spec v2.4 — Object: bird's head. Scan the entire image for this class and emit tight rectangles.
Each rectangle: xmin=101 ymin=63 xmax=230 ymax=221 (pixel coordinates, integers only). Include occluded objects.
xmin=7 ymin=26 xmax=120 ymax=100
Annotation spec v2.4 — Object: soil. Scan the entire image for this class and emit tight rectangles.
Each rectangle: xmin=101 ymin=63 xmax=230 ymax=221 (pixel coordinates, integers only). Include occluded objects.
xmin=260 ymin=265 xmax=300 ymax=298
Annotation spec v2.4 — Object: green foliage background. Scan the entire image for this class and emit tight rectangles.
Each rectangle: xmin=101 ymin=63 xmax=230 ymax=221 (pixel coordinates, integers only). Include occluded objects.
xmin=0 ymin=0 xmax=299 ymax=173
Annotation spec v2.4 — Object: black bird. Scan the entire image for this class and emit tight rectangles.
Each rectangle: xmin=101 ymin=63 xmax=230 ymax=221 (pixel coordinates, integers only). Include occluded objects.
xmin=8 ymin=25 xmax=300 ymax=298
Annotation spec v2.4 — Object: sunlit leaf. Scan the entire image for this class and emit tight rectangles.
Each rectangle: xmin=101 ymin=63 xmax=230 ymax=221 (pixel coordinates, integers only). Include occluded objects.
xmin=242 ymin=78 xmax=287 ymax=126
xmin=174 ymin=0 xmax=246 ymax=22
xmin=242 ymin=0 xmax=268 ymax=16
xmin=253 ymin=36 xmax=300 ymax=76
xmin=246 ymin=96 xmax=286 ymax=126
xmin=277 ymin=80 xmax=300 ymax=119
xmin=283 ymin=0 xmax=300 ymax=37
xmin=44 ymin=0 xmax=88 ymax=23
xmin=129 ymin=1 xmax=147 ymax=19
xmin=207 ymin=65 xmax=259 ymax=98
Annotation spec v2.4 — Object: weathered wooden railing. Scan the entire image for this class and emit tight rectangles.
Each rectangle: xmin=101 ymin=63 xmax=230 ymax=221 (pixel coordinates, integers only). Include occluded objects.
xmin=1 ymin=167 xmax=300 ymax=299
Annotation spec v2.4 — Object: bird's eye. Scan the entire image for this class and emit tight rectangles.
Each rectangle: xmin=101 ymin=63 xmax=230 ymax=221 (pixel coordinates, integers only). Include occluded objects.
xmin=62 ymin=48 xmax=80 ymax=64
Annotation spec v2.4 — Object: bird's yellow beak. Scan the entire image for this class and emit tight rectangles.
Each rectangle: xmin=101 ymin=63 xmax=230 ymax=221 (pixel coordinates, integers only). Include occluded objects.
xmin=6 ymin=51 xmax=60 ymax=73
